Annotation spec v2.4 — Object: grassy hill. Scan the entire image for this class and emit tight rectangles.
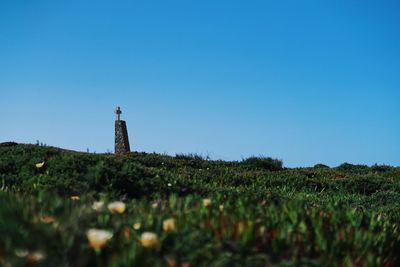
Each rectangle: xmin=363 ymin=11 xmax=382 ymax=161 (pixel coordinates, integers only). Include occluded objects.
xmin=0 ymin=143 xmax=399 ymax=266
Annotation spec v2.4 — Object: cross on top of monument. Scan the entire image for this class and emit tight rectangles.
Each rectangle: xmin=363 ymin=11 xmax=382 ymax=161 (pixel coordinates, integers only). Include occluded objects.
xmin=114 ymin=106 xmax=131 ymax=154
xmin=115 ymin=106 xmax=122 ymax=121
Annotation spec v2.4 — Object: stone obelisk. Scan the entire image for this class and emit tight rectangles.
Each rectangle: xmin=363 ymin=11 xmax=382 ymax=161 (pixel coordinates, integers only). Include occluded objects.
xmin=114 ymin=106 xmax=131 ymax=154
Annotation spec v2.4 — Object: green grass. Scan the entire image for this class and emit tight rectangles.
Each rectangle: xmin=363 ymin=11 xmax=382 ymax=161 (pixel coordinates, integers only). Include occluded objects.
xmin=0 ymin=143 xmax=399 ymax=266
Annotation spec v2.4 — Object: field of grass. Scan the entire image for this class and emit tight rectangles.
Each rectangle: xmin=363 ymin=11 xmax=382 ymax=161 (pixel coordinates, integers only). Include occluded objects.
xmin=1 ymin=143 xmax=400 ymax=266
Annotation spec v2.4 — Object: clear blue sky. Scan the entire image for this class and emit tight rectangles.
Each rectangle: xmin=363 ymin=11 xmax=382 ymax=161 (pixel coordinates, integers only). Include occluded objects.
xmin=0 ymin=0 xmax=399 ymax=167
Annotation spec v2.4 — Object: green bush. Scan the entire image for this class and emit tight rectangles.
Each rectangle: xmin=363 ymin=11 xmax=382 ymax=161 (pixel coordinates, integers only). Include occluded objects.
xmin=335 ymin=163 xmax=370 ymax=174
xmin=314 ymin=163 xmax=330 ymax=169
xmin=241 ymin=156 xmax=283 ymax=171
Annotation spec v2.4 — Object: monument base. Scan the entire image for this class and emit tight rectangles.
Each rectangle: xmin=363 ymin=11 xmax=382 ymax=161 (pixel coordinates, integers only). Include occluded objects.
xmin=115 ymin=120 xmax=130 ymax=154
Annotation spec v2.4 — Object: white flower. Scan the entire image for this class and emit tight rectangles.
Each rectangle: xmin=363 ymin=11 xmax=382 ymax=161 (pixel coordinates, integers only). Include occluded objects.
xmin=70 ymin=196 xmax=80 ymax=201
xmin=152 ymin=201 xmax=161 ymax=208
xmin=133 ymin=222 xmax=141 ymax=230
xmin=167 ymin=183 xmax=172 ymax=187
xmin=107 ymin=201 xmax=126 ymax=214
xmin=35 ymin=162 xmax=45 ymax=168
xmin=86 ymin=229 xmax=113 ymax=249
xmin=92 ymin=201 xmax=104 ymax=211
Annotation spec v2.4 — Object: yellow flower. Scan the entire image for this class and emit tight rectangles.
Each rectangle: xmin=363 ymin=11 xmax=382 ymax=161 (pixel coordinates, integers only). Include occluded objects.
xmin=203 ymin=198 xmax=212 ymax=208
xmin=35 ymin=162 xmax=45 ymax=168
xmin=219 ymin=204 xmax=224 ymax=212
xmin=133 ymin=222 xmax=141 ymax=230
xmin=162 ymin=218 xmax=176 ymax=232
xmin=140 ymin=232 xmax=158 ymax=248
xmin=92 ymin=201 xmax=104 ymax=211
xmin=70 ymin=196 xmax=80 ymax=201
xmin=86 ymin=229 xmax=113 ymax=249
xmin=107 ymin=201 xmax=126 ymax=214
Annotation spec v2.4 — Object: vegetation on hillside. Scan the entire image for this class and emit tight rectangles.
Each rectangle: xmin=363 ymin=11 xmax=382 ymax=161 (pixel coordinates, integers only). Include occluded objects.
xmin=0 ymin=143 xmax=399 ymax=266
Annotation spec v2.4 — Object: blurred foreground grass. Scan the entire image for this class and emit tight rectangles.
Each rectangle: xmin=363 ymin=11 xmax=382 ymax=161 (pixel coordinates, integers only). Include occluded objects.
xmin=1 ymin=192 xmax=399 ymax=267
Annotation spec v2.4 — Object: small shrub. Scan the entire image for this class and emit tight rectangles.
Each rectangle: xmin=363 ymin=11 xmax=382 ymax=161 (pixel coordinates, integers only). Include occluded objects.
xmin=0 ymin=142 xmax=18 ymax=147
xmin=314 ymin=164 xmax=330 ymax=169
xmin=241 ymin=156 xmax=283 ymax=171
xmin=335 ymin=163 xmax=370 ymax=174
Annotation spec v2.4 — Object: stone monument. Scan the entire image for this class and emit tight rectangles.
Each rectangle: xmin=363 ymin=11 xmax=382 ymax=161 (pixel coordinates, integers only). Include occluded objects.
xmin=114 ymin=106 xmax=131 ymax=154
